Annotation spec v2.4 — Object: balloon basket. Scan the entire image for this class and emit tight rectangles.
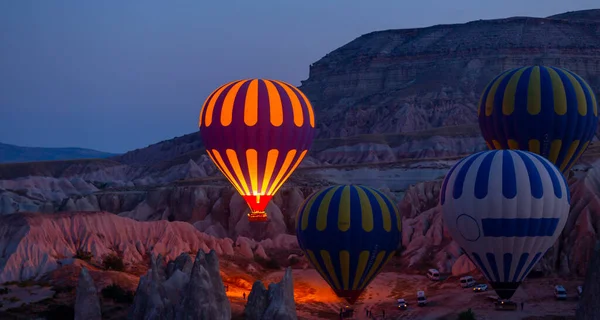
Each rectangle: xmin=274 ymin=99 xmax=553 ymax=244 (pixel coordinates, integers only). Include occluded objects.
xmin=248 ymin=212 xmax=269 ymax=222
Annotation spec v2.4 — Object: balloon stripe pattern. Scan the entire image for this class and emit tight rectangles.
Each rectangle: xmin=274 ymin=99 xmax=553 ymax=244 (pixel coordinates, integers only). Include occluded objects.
xmin=296 ymin=185 xmax=402 ymax=304
xmin=199 ymin=79 xmax=316 ymax=215
xmin=441 ymin=150 xmax=570 ymax=299
xmin=478 ymin=66 xmax=598 ymax=173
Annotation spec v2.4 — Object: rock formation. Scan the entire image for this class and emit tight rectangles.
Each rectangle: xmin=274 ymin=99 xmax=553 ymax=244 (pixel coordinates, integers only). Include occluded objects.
xmin=128 ymin=250 xmax=231 ymax=320
xmin=0 ymin=212 xmax=236 ymax=282
xmin=299 ymin=14 xmax=600 ymax=139
xmin=244 ymin=267 xmax=297 ymax=320
xmin=74 ymin=267 xmax=102 ymax=320
xmin=576 ymin=241 xmax=600 ymax=320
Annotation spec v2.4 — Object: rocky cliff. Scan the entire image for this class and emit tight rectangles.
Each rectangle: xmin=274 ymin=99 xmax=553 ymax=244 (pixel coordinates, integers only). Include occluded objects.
xmin=1 ymin=159 xmax=599 ymax=282
xmin=299 ymin=13 xmax=600 ymax=139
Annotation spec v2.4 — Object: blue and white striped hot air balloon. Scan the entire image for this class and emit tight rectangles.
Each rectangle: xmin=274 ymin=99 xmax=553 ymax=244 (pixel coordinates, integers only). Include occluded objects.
xmin=440 ymin=149 xmax=570 ymax=300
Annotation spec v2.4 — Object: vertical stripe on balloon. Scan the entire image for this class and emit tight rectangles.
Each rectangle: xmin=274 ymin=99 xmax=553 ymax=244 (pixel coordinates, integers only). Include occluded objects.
xmin=267 ymin=150 xmax=297 ymax=195
xmin=271 ymin=150 xmax=308 ymax=194
xmin=273 ymin=80 xmax=304 ymax=127
xmin=316 ymin=187 xmax=337 ymax=231
xmin=261 ymin=150 xmax=279 ymax=194
xmin=355 ymin=186 xmax=374 ymax=232
xmin=360 ymin=251 xmax=386 ymax=288
xmin=225 ymin=149 xmax=250 ymax=195
xmin=263 ymin=80 xmax=284 ymax=126
xmin=338 ymin=186 xmax=351 ymax=232
xmin=340 ymin=250 xmax=350 ymax=290
xmin=204 ymin=82 xmax=235 ymax=127
xmin=221 ymin=80 xmax=247 ymax=126
xmin=519 ymin=252 xmax=542 ymax=282
xmin=320 ymin=250 xmax=342 ymax=289
xmin=352 ymin=251 xmax=370 ymax=290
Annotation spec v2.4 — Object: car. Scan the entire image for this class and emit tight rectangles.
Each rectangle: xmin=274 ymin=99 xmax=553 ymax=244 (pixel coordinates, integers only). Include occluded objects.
xmin=472 ymin=283 xmax=488 ymax=292
xmin=554 ymin=285 xmax=567 ymax=300
xmin=417 ymin=290 xmax=427 ymax=306
xmin=460 ymin=276 xmax=476 ymax=288
xmin=397 ymin=298 xmax=408 ymax=310
xmin=426 ymin=269 xmax=440 ymax=281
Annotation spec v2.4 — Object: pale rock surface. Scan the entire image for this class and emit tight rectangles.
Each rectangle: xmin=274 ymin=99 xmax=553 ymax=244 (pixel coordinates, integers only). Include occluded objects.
xmin=74 ymin=267 xmax=102 ymax=320
xmin=0 ymin=212 xmax=235 ymax=282
xmin=244 ymin=267 xmax=297 ymax=320
xmin=451 ymin=254 xmax=477 ymax=276
xmin=128 ymin=250 xmax=231 ymax=320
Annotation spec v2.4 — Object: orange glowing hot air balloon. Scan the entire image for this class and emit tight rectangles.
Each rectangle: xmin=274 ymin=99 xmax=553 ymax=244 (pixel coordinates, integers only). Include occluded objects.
xmin=198 ymin=79 xmax=316 ymax=222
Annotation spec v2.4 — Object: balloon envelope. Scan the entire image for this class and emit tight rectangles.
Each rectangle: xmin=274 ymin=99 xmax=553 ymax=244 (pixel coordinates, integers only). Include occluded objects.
xmin=296 ymin=185 xmax=402 ymax=304
xmin=199 ymin=79 xmax=316 ymax=222
xmin=441 ymin=150 xmax=570 ymax=299
xmin=478 ymin=66 xmax=598 ymax=173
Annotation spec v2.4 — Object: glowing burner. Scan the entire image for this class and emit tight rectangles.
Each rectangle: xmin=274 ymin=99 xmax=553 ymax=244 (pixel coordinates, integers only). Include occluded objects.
xmin=242 ymin=194 xmax=273 ymax=222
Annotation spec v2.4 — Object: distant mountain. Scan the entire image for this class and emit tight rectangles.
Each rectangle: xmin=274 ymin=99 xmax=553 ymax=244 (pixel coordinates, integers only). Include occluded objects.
xmin=547 ymin=9 xmax=600 ymax=21
xmin=0 ymin=142 xmax=118 ymax=164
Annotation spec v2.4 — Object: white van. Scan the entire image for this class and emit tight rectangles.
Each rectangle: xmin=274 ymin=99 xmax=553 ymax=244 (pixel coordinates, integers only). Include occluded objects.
xmin=426 ymin=269 xmax=440 ymax=281
xmin=554 ymin=285 xmax=567 ymax=300
xmin=460 ymin=276 xmax=476 ymax=288
xmin=417 ymin=290 xmax=427 ymax=306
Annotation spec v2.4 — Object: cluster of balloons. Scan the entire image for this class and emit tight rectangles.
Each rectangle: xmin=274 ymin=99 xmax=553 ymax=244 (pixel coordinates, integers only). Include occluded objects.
xmin=444 ymin=65 xmax=598 ymax=300
xmin=197 ymin=65 xmax=597 ymax=304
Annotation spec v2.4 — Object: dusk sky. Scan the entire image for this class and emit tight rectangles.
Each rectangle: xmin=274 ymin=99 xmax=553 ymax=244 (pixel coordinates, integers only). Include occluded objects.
xmin=1 ymin=1 xmax=597 ymax=153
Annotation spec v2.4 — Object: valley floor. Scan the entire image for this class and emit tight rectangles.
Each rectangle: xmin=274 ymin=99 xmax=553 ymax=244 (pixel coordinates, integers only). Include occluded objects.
xmin=230 ymin=270 xmax=581 ymax=320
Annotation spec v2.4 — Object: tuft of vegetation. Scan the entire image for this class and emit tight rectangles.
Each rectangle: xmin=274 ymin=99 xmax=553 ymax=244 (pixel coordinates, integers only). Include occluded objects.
xmin=101 ymin=284 xmax=135 ymax=304
xmin=254 ymin=255 xmax=281 ymax=270
xmin=102 ymin=253 xmax=125 ymax=271
xmin=0 ymin=287 xmax=10 ymax=295
xmin=73 ymin=248 xmax=94 ymax=262
xmin=457 ymin=308 xmax=476 ymax=320
xmin=7 ymin=297 xmax=20 ymax=303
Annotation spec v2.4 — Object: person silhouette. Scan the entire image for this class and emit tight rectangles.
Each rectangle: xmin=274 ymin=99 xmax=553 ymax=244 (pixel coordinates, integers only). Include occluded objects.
xmin=243 ymin=292 xmax=246 ymax=300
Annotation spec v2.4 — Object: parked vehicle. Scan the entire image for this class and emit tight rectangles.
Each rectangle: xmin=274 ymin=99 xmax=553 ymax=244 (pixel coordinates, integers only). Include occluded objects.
xmin=417 ymin=290 xmax=427 ymax=306
xmin=460 ymin=276 xmax=476 ymax=288
xmin=554 ymin=285 xmax=567 ymax=300
xmin=397 ymin=298 xmax=408 ymax=310
xmin=426 ymin=269 xmax=440 ymax=281
xmin=472 ymin=283 xmax=488 ymax=292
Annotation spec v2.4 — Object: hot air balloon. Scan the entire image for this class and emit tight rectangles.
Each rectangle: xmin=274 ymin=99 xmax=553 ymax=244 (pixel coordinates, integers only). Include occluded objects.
xmin=478 ymin=66 xmax=598 ymax=173
xmin=199 ymin=79 xmax=316 ymax=222
xmin=296 ymin=185 xmax=402 ymax=304
xmin=440 ymin=149 xmax=570 ymax=300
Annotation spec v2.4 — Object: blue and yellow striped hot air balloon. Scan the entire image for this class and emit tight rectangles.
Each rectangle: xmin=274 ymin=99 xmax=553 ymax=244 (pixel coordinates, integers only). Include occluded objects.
xmin=296 ymin=185 xmax=402 ymax=305
xmin=478 ymin=66 xmax=598 ymax=173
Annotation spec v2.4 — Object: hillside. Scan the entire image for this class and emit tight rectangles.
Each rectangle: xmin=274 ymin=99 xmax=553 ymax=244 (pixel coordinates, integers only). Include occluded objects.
xmin=299 ymin=12 xmax=600 ymax=139
xmin=0 ymin=142 xmax=118 ymax=164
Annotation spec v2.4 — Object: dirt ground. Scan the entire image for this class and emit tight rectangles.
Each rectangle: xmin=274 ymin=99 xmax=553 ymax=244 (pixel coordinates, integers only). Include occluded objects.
xmin=229 ymin=269 xmax=582 ymax=320
xmin=0 ymin=259 xmax=582 ymax=320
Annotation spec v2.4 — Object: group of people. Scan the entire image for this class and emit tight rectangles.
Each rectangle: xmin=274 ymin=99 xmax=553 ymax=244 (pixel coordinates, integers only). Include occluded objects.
xmin=338 ymin=305 xmax=385 ymax=319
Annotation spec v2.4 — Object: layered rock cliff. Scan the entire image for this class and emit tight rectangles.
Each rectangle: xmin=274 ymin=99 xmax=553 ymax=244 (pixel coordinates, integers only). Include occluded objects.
xmin=299 ymin=13 xmax=600 ymax=139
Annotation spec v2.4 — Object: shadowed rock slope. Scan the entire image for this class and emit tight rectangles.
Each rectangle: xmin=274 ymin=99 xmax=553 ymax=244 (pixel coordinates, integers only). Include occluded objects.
xmin=299 ymin=10 xmax=600 ymax=139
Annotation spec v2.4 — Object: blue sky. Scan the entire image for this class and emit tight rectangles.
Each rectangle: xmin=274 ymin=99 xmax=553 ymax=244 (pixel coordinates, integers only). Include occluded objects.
xmin=0 ymin=0 xmax=597 ymax=153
